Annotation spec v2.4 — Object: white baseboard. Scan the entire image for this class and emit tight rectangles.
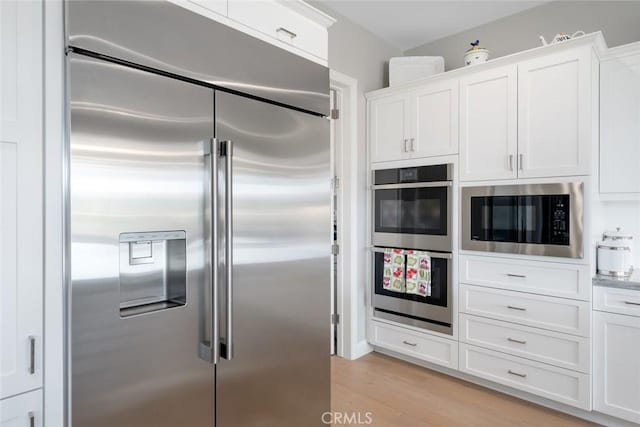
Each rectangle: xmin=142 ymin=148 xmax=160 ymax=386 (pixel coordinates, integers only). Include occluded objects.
xmin=346 ymin=339 xmax=373 ymax=360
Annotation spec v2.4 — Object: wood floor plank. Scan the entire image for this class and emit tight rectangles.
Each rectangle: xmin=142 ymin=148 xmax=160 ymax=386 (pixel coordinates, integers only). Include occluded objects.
xmin=331 ymin=352 xmax=597 ymax=427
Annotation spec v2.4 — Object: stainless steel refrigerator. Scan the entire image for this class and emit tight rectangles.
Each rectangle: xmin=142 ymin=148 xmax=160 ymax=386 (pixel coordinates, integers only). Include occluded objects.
xmin=66 ymin=2 xmax=331 ymax=426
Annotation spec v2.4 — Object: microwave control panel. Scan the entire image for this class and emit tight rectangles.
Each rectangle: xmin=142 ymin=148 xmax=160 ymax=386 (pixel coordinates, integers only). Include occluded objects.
xmin=549 ymin=195 xmax=570 ymax=245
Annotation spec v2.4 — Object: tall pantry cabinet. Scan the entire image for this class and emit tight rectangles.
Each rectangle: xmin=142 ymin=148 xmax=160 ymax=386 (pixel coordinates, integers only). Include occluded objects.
xmin=0 ymin=1 xmax=44 ymax=425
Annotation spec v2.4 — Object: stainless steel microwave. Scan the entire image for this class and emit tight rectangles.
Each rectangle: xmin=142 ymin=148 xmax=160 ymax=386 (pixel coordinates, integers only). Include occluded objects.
xmin=461 ymin=183 xmax=584 ymax=259
xmin=372 ymin=164 xmax=453 ymax=252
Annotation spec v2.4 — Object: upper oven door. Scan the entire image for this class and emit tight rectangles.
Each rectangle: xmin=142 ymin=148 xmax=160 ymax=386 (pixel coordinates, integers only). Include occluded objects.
xmin=373 ymin=183 xmax=452 ymax=252
xmin=461 ymin=183 xmax=584 ymax=258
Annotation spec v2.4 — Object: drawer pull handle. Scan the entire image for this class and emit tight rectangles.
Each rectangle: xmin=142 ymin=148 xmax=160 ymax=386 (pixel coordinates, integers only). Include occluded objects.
xmin=276 ymin=27 xmax=297 ymax=39
xmin=507 ymin=369 xmax=527 ymax=378
xmin=506 ymin=273 xmax=526 ymax=278
xmin=29 ymin=412 xmax=35 ymax=427
xmin=507 ymin=305 xmax=527 ymax=311
xmin=508 ymin=369 xmax=527 ymax=378
xmin=624 ymin=301 xmax=640 ymax=306
xmin=402 ymin=340 xmax=417 ymax=347
xmin=507 ymin=337 xmax=527 ymax=344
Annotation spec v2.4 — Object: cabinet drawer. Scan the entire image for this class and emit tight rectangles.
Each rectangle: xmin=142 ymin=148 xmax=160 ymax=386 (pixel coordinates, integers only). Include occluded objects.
xmin=459 ymin=284 xmax=590 ymax=337
xmin=228 ymin=0 xmax=328 ymax=60
xmin=460 ymin=255 xmax=590 ymax=301
xmin=459 ymin=344 xmax=590 ymax=409
xmin=370 ymin=320 xmax=458 ymax=369
xmin=0 ymin=388 xmax=42 ymax=427
xmin=594 ymin=285 xmax=640 ymax=317
xmin=459 ymin=314 xmax=590 ymax=372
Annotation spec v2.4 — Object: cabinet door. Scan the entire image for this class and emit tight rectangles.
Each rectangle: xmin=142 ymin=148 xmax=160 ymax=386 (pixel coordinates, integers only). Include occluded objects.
xmin=410 ymin=79 xmax=458 ymax=158
xmin=0 ymin=389 xmax=42 ymax=427
xmin=460 ymin=65 xmax=517 ymax=181
xmin=518 ymin=48 xmax=592 ymax=178
xmin=0 ymin=390 xmax=43 ymax=427
xmin=187 ymin=0 xmax=227 ymax=16
xmin=594 ymin=311 xmax=640 ymax=423
xmin=0 ymin=0 xmax=43 ymax=399
xmin=600 ymin=50 xmax=640 ymax=194
xmin=369 ymin=93 xmax=409 ymax=163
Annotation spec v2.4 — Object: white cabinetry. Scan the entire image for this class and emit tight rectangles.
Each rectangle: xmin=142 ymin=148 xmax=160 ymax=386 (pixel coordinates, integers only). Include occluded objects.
xmin=410 ymin=80 xmax=459 ymax=158
xmin=368 ymin=79 xmax=458 ymax=163
xmin=460 ymin=65 xmax=517 ymax=181
xmin=600 ymin=43 xmax=640 ymax=195
xmin=594 ymin=310 xmax=640 ymax=423
xmin=517 ymin=47 xmax=593 ymax=178
xmin=0 ymin=390 xmax=42 ymax=427
xmin=370 ymin=320 xmax=458 ymax=369
xmin=369 ymin=93 xmax=410 ymax=163
xmin=172 ymin=0 xmax=334 ymax=65
xmin=0 ymin=0 xmax=43 ymax=400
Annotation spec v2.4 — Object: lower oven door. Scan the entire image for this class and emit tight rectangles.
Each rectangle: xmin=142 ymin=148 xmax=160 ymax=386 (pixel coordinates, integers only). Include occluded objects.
xmin=372 ymin=249 xmax=452 ymax=332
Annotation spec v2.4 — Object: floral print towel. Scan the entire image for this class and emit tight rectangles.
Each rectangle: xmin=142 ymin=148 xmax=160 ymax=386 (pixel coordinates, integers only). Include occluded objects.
xmin=405 ymin=250 xmax=431 ymax=298
xmin=382 ymin=248 xmax=406 ymax=293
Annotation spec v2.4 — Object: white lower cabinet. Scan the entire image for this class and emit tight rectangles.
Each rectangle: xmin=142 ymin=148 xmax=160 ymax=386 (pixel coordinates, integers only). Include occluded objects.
xmin=594 ymin=310 xmax=640 ymax=423
xmin=370 ymin=320 xmax=458 ymax=369
xmin=459 ymin=284 xmax=590 ymax=337
xmin=0 ymin=389 xmax=42 ymax=427
xmin=459 ymin=314 xmax=590 ymax=373
xmin=459 ymin=344 xmax=591 ymax=409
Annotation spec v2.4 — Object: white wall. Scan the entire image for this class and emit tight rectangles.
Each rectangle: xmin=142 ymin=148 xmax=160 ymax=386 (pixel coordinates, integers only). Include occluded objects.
xmin=405 ymin=1 xmax=640 ymax=71
xmin=311 ymin=1 xmax=402 ymax=355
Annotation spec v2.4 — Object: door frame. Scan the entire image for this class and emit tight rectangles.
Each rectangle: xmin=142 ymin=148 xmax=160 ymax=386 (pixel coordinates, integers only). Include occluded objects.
xmin=330 ymin=70 xmax=370 ymax=359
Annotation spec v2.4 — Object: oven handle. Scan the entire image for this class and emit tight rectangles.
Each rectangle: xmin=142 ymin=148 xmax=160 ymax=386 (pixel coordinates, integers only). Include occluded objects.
xmin=370 ymin=247 xmax=452 ymax=259
xmin=371 ymin=181 xmax=453 ymax=190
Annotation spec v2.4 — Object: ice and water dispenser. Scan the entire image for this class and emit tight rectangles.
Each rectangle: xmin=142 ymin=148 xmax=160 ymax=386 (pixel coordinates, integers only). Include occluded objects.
xmin=119 ymin=231 xmax=187 ymax=317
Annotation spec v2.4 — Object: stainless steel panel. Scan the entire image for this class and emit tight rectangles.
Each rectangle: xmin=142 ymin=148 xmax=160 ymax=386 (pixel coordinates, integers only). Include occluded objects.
xmin=460 ymin=182 xmax=584 ymax=258
xmin=373 ymin=310 xmax=452 ymax=336
xmin=66 ymin=0 xmax=330 ymax=116
xmin=69 ymin=54 xmax=215 ymax=427
xmin=372 ymin=232 xmax=452 ymax=253
xmin=215 ymin=91 xmax=330 ymax=426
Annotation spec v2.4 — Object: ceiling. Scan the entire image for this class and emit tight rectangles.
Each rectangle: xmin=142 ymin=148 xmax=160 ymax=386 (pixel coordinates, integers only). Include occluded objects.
xmin=317 ymin=1 xmax=547 ymax=50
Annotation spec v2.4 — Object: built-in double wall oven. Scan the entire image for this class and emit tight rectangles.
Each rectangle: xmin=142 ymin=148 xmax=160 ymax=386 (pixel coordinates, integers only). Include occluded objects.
xmin=372 ymin=165 xmax=453 ymax=335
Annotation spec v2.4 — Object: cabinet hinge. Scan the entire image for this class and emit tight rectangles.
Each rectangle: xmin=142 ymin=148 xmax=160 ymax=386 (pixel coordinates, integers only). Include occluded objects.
xmin=330 ymin=109 xmax=339 ymax=120
xmin=331 ymin=243 xmax=339 ymax=256
xmin=331 ymin=313 xmax=340 ymax=324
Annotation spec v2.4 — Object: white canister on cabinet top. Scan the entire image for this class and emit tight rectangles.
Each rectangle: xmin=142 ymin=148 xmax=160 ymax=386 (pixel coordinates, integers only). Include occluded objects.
xmin=597 ymin=228 xmax=634 ymax=277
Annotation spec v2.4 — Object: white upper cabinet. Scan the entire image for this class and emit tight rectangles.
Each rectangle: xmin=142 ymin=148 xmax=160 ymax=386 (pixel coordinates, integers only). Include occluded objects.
xmin=369 ymin=78 xmax=458 ymax=163
xmin=172 ymin=0 xmax=334 ymax=65
xmin=0 ymin=0 xmax=43 ymax=400
xmin=369 ymin=92 xmax=411 ymax=163
xmin=600 ymin=43 xmax=640 ymax=195
xmin=460 ymin=65 xmax=517 ymax=181
xmin=517 ymin=47 xmax=593 ymax=178
xmin=410 ymin=79 xmax=459 ymax=158
xmin=594 ymin=311 xmax=640 ymax=423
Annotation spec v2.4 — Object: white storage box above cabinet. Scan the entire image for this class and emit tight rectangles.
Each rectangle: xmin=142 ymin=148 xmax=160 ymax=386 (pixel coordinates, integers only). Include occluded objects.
xmin=389 ymin=56 xmax=445 ymax=86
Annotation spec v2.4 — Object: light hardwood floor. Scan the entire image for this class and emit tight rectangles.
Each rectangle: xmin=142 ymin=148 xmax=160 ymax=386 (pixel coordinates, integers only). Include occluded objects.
xmin=331 ymin=352 xmax=596 ymax=427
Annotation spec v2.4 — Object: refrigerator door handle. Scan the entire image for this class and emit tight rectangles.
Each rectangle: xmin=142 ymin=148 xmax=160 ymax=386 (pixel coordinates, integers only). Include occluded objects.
xmin=199 ymin=138 xmax=219 ymax=364
xmin=222 ymin=140 xmax=234 ymax=360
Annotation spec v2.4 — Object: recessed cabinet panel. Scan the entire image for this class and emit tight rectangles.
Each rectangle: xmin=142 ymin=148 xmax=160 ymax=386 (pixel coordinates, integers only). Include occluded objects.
xmin=594 ymin=311 xmax=640 ymax=423
xmin=600 ymin=48 xmax=640 ymax=194
xmin=460 ymin=65 xmax=517 ymax=181
xmin=0 ymin=0 xmax=43 ymax=400
xmin=518 ymin=48 xmax=591 ymax=178
xmin=412 ymin=81 xmax=458 ymax=158
xmin=369 ymin=93 xmax=409 ymax=163
xmin=0 ymin=389 xmax=42 ymax=427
